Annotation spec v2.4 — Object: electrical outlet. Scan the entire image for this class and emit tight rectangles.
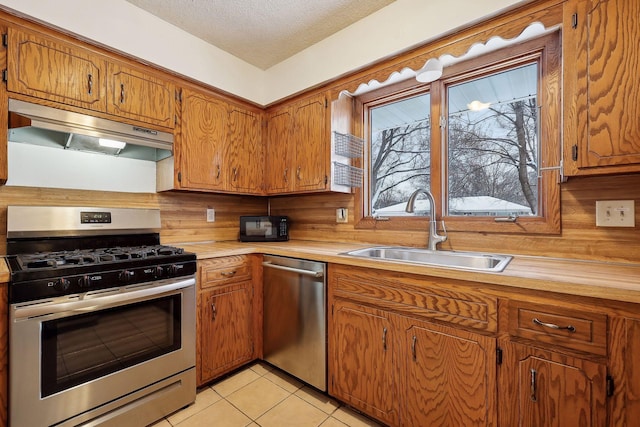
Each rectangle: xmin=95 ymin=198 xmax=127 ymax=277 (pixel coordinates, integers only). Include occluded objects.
xmin=595 ymin=200 xmax=635 ymax=227
xmin=336 ymin=208 xmax=348 ymax=223
xmin=206 ymin=208 xmax=215 ymax=223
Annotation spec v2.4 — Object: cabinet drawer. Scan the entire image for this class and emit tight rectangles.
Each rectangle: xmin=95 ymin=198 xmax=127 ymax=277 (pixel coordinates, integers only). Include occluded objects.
xmin=509 ymin=301 xmax=607 ymax=356
xmin=200 ymin=256 xmax=252 ymax=289
xmin=332 ymin=266 xmax=498 ymax=332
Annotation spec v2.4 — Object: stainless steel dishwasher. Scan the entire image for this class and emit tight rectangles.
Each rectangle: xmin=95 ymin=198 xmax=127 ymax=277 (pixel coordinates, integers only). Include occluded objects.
xmin=262 ymin=255 xmax=327 ymax=391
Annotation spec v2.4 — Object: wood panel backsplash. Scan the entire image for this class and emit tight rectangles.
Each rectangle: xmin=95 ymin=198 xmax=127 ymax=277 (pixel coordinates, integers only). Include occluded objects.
xmin=0 ymin=186 xmax=267 ymax=254
xmin=269 ymin=174 xmax=640 ymax=264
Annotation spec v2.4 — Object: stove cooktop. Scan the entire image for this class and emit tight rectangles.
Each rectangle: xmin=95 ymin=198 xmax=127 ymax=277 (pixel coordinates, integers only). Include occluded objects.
xmin=13 ymin=245 xmax=187 ymax=271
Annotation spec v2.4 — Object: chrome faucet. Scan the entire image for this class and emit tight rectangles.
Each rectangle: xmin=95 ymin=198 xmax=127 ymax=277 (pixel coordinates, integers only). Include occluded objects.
xmin=405 ymin=188 xmax=447 ymax=251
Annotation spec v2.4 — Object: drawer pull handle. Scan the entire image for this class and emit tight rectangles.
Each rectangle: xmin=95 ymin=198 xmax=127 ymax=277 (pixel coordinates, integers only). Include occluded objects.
xmin=533 ymin=317 xmax=576 ymax=333
xmin=221 ymin=270 xmax=237 ymax=277
xmin=211 ymin=302 xmax=217 ymax=320
xmin=530 ymin=368 xmax=537 ymax=402
xmin=120 ymin=83 xmax=125 ymax=103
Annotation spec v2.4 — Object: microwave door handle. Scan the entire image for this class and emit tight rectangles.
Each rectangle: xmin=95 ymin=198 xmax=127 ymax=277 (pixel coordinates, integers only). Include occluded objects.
xmin=262 ymin=261 xmax=324 ymax=278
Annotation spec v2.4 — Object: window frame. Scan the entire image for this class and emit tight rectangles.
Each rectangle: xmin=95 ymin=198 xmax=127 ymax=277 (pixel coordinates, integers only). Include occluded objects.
xmin=354 ymin=32 xmax=561 ymax=235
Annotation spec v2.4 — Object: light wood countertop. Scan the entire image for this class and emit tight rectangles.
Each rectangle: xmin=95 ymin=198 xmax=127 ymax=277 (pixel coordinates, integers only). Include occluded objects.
xmin=177 ymin=240 xmax=640 ymax=304
xmin=0 ymin=258 xmax=8 ymax=283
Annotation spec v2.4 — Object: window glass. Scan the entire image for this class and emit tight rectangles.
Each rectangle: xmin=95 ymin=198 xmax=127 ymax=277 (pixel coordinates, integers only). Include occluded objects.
xmin=446 ymin=63 xmax=539 ymax=217
xmin=369 ymin=92 xmax=431 ymax=216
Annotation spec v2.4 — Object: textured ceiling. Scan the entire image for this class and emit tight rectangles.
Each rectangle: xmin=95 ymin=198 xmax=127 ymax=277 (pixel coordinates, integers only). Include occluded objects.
xmin=124 ymin=0 xmax=396 ymax=70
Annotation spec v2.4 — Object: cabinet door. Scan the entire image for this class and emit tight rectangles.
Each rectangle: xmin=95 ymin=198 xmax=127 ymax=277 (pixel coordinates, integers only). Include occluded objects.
xmin=199 ymin=282 xmax=254 ymax=383
xmin=265 ymin=108 xmax=294 ymax=193
xmin=178 ymin=89 xmax=228 ymax=191
xmin=107 ymin=63 xmax=175 ymax=128
xmin=329 ymin=299 xmax=398 ymax=426
xmin=7 ymin=27 xmax=106 ymax=111
xmin=401 ymin=319 xmax=497 ymax=426
xmin=228 ymin=106 xmax=264 ymax=194
xmin=500 ymin=342 xmax=607 ymax=427
xmin=568 ymin=0 xmax=640 ymax=171
xmin=292 ymin=94 xmax=327 ymax=191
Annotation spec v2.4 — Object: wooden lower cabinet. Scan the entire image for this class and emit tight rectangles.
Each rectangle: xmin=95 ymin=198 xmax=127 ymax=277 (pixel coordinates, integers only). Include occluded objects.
xmin=330 ymin=299 xmax=398 ymax=426
xmin=329 ymin=298 xmax=497 ymax=426
xmin=199 ymin=282 xmax=254 ymax=383
xmin=197 ymin=256 xmax=260 ymax=386
xmin=402 ymin=318 xmax=496 ymax=426
xmin=499 ymin=341 xmax=607 ymax=427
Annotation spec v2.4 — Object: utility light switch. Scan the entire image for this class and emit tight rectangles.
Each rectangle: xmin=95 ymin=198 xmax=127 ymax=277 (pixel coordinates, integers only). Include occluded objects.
xmin=336 ymin=208 xmax=348 ymax=223
xmin=595 ymin=200 xmax=635 ymax=227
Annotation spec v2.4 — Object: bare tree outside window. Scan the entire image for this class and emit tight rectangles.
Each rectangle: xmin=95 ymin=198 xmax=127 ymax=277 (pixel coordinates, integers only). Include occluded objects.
xmin=447 ymin=64 xmax=538 ymax=216
xmin=369 ymin=93 xmax=431 ymax=215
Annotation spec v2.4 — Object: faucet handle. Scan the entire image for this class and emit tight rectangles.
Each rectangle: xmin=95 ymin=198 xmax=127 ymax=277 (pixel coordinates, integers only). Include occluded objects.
xmin=440 ymin=220 xmax=447 ymax=236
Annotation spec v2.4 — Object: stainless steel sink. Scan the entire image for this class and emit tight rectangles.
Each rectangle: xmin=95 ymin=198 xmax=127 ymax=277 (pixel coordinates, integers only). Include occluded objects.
xmin=342 ymin=246 xmax=512 ymax=272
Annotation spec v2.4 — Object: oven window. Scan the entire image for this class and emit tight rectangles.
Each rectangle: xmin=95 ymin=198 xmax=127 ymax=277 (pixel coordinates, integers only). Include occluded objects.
xmin=41 ymin=294 xmax=181 ymax=397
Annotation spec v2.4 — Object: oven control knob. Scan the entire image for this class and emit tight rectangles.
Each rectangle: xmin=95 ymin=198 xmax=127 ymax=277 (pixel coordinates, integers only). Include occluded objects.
xmin=54 ymin=278 xmax=71 ymax=292
xmin=119 ymin=270 xmax=135 ymax=282
xmin=154 ymin=266 xmax=164 ymax=278
xmin=168 ymin=264 xmax=184 ymax=276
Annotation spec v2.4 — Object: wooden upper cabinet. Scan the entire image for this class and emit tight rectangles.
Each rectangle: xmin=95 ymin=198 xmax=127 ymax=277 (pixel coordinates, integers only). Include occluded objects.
xmin=6 ymin=27 xmax=106 ymax=111
xmin=227 ymin=106 xmax=264 ymax=194
xmin=292 ymin=94 xmax=327 ymax=190
xmin=266 ymin=92 xmax=328 ymax=194
xmin=107 ymin=62 xmax=175 ymax=129
xmin=177 ymin=88 xmax=228 ymax=191
xmin=265 ymin=107 xmax=294 ymax=193
xmin=564 ymin=0 xmax=640 ymax=174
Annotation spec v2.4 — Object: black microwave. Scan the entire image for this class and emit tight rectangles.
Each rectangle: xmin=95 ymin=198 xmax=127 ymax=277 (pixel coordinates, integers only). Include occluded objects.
xmin=239 ymin=216 xmax=289 ymax=242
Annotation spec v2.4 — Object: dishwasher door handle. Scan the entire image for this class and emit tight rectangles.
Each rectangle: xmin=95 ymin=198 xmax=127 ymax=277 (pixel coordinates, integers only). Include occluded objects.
xmin=262 ymin=261 xmax=324 ymax=278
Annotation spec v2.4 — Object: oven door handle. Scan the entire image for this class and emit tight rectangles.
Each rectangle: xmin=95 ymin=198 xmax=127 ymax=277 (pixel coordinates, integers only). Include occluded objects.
xmin=12 ymin=278 xmax=195 ymax=320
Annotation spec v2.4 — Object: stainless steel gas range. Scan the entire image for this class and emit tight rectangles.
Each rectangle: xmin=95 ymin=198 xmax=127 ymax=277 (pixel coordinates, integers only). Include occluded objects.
xmin=5 ymin=206 xmax=197 ymax=427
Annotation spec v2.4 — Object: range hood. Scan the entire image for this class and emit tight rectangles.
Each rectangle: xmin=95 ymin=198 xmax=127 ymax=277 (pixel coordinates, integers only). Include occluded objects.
xmin=8 ymin=99 xmax=173 ymax=161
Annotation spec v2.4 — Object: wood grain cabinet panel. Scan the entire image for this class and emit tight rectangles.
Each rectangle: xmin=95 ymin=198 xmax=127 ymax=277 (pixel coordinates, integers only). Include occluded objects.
xmin=6 ymin=27 xmax=106 ymax=111
xmin=106 ymin=62 xmax=175 ymax=129
xmin=178 ymin=89 xmax=228 ymax=191
xmin=265 ymin=107 xmax=294 ymax=193
xmin=509 ymin=300 xmax=607 ymax=356
xmin=564 ymin=0 xmax=640 ymax=174
xmin=266 ymin=93 xmax=328 ymax=194
xmin=499 ymin=342 xmax=607 ymax=427
xmin=401 ymin=317 xmax=496 ymax=426
xmin=199 ymin=282 xmax=254 ymax=383
xmin=227 ymin=107 xmax=264 ymax=194
xmin=171 ymin=89 xmax=264 ymax=194
xmin=329 ymin=299 xmax=399 ymax=426
xmin=197 ymin=256 xmax=256 ymax=386
xmin=328 ymin=264 xmax=498 ymax=426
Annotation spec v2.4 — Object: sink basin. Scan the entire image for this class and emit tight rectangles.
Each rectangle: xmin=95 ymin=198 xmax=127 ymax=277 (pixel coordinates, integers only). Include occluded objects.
xmin=342 ymin=246 xmax=512 ymax=272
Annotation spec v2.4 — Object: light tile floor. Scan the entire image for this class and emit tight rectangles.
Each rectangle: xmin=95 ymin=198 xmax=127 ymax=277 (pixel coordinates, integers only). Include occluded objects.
xmin=149 ymin=363 xmax=383 ymax=427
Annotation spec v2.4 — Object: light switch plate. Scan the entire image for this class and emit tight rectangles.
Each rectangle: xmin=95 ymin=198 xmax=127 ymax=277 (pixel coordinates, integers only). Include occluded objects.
xmin=206 ymin=208 xmax=215 ymax=223
xmin=336 ymin=208 xmax=348 ymax=223
xmin=595 ymin=200 xmax=635 ymax=227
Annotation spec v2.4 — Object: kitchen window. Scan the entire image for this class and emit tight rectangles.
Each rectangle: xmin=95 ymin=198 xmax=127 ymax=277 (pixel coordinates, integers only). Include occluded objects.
xmin=357 ymin=32 xmax=561 ymax=234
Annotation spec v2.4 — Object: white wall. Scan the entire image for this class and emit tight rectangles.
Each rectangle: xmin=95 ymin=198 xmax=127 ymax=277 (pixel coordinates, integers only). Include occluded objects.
xmin=0 ymin=0 xmax=526 ymax=105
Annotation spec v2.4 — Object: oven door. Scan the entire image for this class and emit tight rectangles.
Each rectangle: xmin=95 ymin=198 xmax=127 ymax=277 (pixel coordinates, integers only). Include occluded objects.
xmin=9 ymin=277 xmax=196 ymax=427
